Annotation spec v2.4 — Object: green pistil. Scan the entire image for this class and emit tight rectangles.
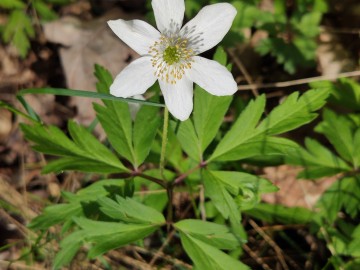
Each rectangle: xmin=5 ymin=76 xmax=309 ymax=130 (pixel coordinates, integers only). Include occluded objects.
xmin=163 ymin=46 xmax=180 ymax=65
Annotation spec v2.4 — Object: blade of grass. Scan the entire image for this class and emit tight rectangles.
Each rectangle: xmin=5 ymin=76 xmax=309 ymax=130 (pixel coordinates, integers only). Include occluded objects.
xmin=16 ymin=95 xmax=41 ymax=121
xmin=18 ymin=88 xmax=165 ymax=107
xmin=0 ymin=101 xmax=39 ymax=123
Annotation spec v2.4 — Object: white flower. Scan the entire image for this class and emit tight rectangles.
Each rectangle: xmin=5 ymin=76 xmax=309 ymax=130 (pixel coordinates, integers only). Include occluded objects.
xmin=108 ymin=0 xmax=237 ymax=121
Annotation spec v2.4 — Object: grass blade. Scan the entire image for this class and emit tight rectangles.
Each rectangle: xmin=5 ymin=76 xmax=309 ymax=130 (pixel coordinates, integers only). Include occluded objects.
xmin=18 ymin=88 xmax=165 ymax=107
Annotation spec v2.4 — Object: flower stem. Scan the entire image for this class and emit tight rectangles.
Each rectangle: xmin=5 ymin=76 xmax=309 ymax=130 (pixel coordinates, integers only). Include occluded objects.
xmin=160 ymin=106 xmax=169 ymax=179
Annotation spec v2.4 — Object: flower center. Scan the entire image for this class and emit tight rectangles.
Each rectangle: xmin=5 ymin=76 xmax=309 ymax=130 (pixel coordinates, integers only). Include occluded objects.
xmin=163 ymin=46 xmax=180 ymax=65
xmin=149 ymin=35 xmax=194 ymax=84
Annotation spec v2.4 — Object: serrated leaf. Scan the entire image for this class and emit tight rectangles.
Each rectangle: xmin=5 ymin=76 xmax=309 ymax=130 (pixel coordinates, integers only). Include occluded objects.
xmin=210 ymin=90 xmax=328 ymax=162
xmin=0 ymin=0 xmax=25 ymax=9
xmin=53 ymin=231 xmax=86 ymax=270
xmin=20 ymin=122 xmax=127 ymax=174
xmin=257 ymin=89 xmax=329 ymax=135
xmin=208 ymin=170 xmax=278 ymax=196
xmin=94 ymin=65 xmax=160 ymax=168
xmin=316 ymin=177 xmax=360 ymax=223
xmin=203 ymin=170 xmax=241 ymax=224
xmin=179 ymin=233 xmax=250 ymax=270
xmin=33 ymin=0 xmax=58 ymax=21
xmin=175 ymin=119 xmax=201 ymax=161
xmin=67 ymin=120 xmax=123 ymax=169
xmin=286 ymin=137 xmax=351 ymax=179
xmin=42 ymin=157 xmax=123 ymax=174
xmin=311 ymin=78 xmax=360 ymax=110
xmin=94 ymin=103 xmax=134 ymax=163
xmin=133 ymin=104 xmax=161 ymax=165
xmin=295 ymin=12 xmax=322 ymax=37
xmin=245 ymin=203 xmax=314 ymax=224
xmin=174 ymin=219 xmax=241 ymax=250
xmin=176 ymin=47 xmax=232 ymax=161
xmin=74 ymin=217 xmax=159 ymax=258
xmin=29 ymin=179 xmax=125 ymax=230
xmin=28 ymin=203 xmax=82 ymax=230
xmin=209 ymin=94 xmax=266 ymax=161
xmin=98 ymin=196 xmax=165 ymax=225
xmin=3 ymin=10 xmax=35 ymax=58
xmin=193 ymin=47 xmax=233 ymax=153
xmin=315 ymin=109 xmax=356 ymax=164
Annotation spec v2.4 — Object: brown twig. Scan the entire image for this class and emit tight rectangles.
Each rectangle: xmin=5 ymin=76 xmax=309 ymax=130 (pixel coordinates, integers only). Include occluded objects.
xmin=148 ymin=203 xmax=193 ymax=267
xmin=133 ymin=246 xmax=193 ymax=269
xmin=237 ymin=70 xmax=360 ymax=91
xmin=249 ymin=219 xmax=303 ymax=270
xmin=227 ymin=48 xmax=259 ymax=97
xmin=132 ymin=172 xmax=167 ymax=189
xmin=242 ymin=244 xmax=272 ymax=270
xmin=173 ymin=161 xmax=207 ymax=185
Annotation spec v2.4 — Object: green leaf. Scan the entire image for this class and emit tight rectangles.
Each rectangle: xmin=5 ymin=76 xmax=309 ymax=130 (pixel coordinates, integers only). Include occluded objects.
xmin=53 ymin=231 xmax=86 ymax=270
xmin=28 ymin=203 xmax=82 ymax=230
xmin=286 ymin=137 xmax=351 ymax=179
xmin=316 ymin=177 xmax=360 ymax=223
xmin=74 ymin=217 xmax=160 ymax=258
xmin=94 ymin=103 xmax=134 ymax=164
xmin=33 ymin=0 xmax=58 ymax=21
xmin=193 ymin=86 xmax=232 ymax=155
xmin=315 ymin=109 xmax=356 ymax=164
xmin=210 ymin=89 xmax=328 ymax=162
xmin=193 ymin=47 xmax=233 ymax=153
xmin=133 ymin=104 xmax=161 ymax=165
xmin=353 ymin=128 xmax=360 ymax=168
xmin=94 ymin=65 xmax=160 ymax=167
xmin=175 ymin=219 xmax=241 ymax=250
xmin=209 ymin=94 xmax=266 ymax=161
xmin=18 ymin=88 xmax=164 ymax=107
xmin=3 ymin=10 xmax=35 ymax=58
xmin=20 ymin=121 xmax=127 ymax=174
xmin=98 ymin=196 xmax=165 ymax=225
xmin=0 ymin=0 xmax=25 ymax=9
xmin=179 ymin=233 xmax=250 ymax=270
xmin=67 ymin=120 xmax=123 ymax=168
xmin=245 ymin=203 xmax=314 ymax=224
xmin=231 ymin=0 xmax=260 ymax=29
xmin=208 ymin=170 xmax=278 ymax=197
xmin=176 ymin=47 xmax=232 ymax=161
xmin=256 ymin=89 xmax=329 ymax=135
xmin=175 ymin=119 xmax=202 ymax=162
xmin=295 ymin=12 xmax=322 ymax=37
xmin=42 ymin=157 xmax=123 ymax=174
xmin=203 ymin=170 xmax=241 ymax=224
xmin=311 ymin=78 xmax=360 ymax=110
xmin=29 ymin=179 xmax=126 ymax=230
xmin=133 ymin=169 xmax=171 ymax=212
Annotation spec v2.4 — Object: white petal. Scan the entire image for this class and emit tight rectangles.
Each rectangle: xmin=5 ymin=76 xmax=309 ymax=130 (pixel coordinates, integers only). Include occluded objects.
xmin=110 ymin=56 xmax=157 ymax=98
xmin=187 ymin=56 xmax=237 ymax=96
xmin=180 ymin=3 xmax=237 ymax=54
xmin=152 ymin=0 xmax=185 ymax=34
xmin=159 ymin=77 xmax=193 ymax=121
xmin=107 ymin=19 xmax=160 ymax=55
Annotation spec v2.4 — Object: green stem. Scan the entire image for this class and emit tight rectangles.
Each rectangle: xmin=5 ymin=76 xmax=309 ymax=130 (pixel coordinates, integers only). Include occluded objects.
xmin=160 ymin=107 xmax=169 ymax=179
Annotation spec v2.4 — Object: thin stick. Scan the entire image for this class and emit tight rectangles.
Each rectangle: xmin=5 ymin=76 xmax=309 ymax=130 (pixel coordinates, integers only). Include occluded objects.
xmin=237 ymin=70 xmax=360 ymax=91
xmin=132 ymin=172 xmax=166 ymax=189
xmin=249 ymin=219 xmax=303 ymax=270
xmin=242 ymin=244 xmax=272 ymax=270
xmin=173 ymin=161 xmax=206 ymax=185
xmin=228 ymin=48 xmax=259 ymax=97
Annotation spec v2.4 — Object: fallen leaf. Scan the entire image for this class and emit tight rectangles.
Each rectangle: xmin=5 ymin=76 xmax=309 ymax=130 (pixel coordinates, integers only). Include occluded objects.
xmin=43 ymin=9 xmax=140 ymax=127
